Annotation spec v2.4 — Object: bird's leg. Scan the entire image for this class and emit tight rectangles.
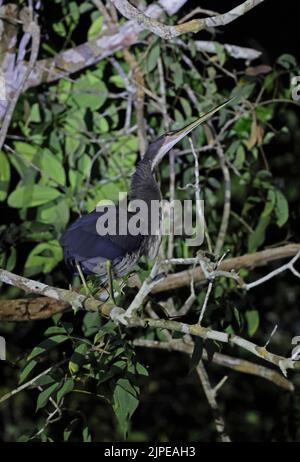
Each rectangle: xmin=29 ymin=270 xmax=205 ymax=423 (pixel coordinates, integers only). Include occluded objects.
xmin=75 ymin=262 xmax=90 ymax=296
xmin=106 ymin=259 xmax=116 ymax=304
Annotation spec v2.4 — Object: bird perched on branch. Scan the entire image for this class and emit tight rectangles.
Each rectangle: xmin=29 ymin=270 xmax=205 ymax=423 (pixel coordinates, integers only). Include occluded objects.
xmin=60 ymin=100 xmax=232 ymax=285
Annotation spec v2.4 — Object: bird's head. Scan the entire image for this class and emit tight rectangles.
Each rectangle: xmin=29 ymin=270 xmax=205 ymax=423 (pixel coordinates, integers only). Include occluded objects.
xmin=145 ymin=98 xmax=234 ymax=170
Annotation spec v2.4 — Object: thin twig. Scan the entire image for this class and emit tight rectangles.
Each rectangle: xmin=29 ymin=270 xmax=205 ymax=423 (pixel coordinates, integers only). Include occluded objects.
xmin=197 ymin=361 xmax=231 ymax=442
xmin=0 ymin=359 xmax=67 ymax=404
xmin=246 ymin=250 xmax=300 ymax=290
xmin=214 ymin=142 xmax=231 ymax=255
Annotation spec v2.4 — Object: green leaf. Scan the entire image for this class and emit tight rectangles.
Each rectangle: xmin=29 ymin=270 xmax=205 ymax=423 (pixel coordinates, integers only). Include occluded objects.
xmin=248 ymin=215 xmax=270 ymax=252
xmin=19 ymin=360 xmax=38 ymax=384
xmin=147 ymin=43 xmax=160 ymax=73
xmin=44 ymin=326 xmax=69 ymax=337
xmin=261 ymin=189 xmax=276 ymax=218
xmin=0 ymin=151 xmax=11 ymax=201
xmin=69 ymin=1 xmax=80 ymax=22
xmin=170 ymin=62 xmax=184 ymax=88
xmin=110 ymin=135 xmax=139 ymax=157
xmin=6 ymin=247 xmax=17 ymax=272
xmin=57 ymin=79 xmax=72 ymax=103
xmin=40 ymin=149 xmax=66 ymax=186
xmin=64 ymin=428 xmax=72 ymax=442
xmin=8 ymin=185 xmax=61 ymax=208
xmin=277 ymin=54 xmax=297 ymax=69
xmin=78 ymin=154 xmax=92 ymax=177
xmin=233 ymin=307 xmax=243 ymax=330
xmin=69 ymin=343 xmax=89 ymax=374
xmin=275 ymin=190 xmax=289 ymax=227
xmin=135 ymin=362 xmax=148 ymax=376
xmin=14 ymin=141 xmax=38 ymax=161
xmin=234 ymin=145 xmax=245 ymax=170
xmin=63 ymin=419 xmax=79 ymax=442
xmin=231 ymin=84 xmax=255 ymax=102
xmin=24 ymin=240 xmax=63 ymax=276
xmin=190 ymin=337 xmax=204 ymax=371
xmin=29 ymin=103 xmax=41 ymax=123
xmin=82 ymin=426 xmax=92 ymax=442
xmin=71 ymin=74 xmax=107 ymax=110
xmin=28 ymin=335 xmax=68 ymax=360
xmin=113 ymin=378 xmax=139 ymax=439
xmin=214 ymin=42 xmax=226 ymax=66
xmin=231 ymin=116 xmax=251 ymax=138
xmin=109 ymin=75 xmax=125 ymax=89
xmin=53 ymin=22 xmax=66 ymax=37
xmin=94 ymin=321 xmax=117 ymax=344
xmin=35 ymin=374 xmax=56 ymax=388
xmin=57 ymin=378 xmax=74 ymax=403
xmin=36 ymin=382 xmax=60 ymax=411
xmin=95 ymin=116 xmax=109 ymax=133
xmin=256 ymin=106 xmax=274 ymax=123
xmin=88 ymin=15 xmax=103 ymax=40
xmin=83 ymin=312 xmax=102 ymax=337
xmin=180 ymin=98 xmax=192 ymax=119
xmin=245 ymin=310 xmax=260 ymax=337
xmin=37 ymin=198 xmax=70 ymax=230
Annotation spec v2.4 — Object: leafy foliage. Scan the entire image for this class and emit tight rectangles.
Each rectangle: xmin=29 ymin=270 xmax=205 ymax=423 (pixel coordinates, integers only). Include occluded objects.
xmin=0 ymin=0 xmax=300 ymax=443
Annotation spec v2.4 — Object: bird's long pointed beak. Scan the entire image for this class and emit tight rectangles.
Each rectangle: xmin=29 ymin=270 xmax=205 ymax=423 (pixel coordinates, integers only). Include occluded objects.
xmin=172 ymin=98 xmax=234 ymax=140
xmin=161 ymin=97 xmax=235 ymax=157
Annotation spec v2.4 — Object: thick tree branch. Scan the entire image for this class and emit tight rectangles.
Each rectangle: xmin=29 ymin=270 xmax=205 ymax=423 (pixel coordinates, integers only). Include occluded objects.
xmin=0 ymin=2 xmax=164 ymax=120
xmin=0 ymin=267 xmax=299 ymax=375
xmin=0 ymin=297 xmax=69 ymax=321
xmin=0 ymin=6 xmax=40 ymax=150
xmin=0 ymin=1 xmax=261 ymax=122
xmin=133 ymin=338 xmax=294 ymax=392
xmin=152 ymin=244 xmax=300 ymax=293
xmin=111 ymin=0 xmax=265 ymax=40
xmin=194 ymin=41 xmax=261 ymax=61
xmin=1 ymin=244 xmax=300 ymax=321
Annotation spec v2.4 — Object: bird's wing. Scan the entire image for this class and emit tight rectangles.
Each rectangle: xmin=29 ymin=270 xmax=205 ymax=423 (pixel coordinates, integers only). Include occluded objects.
xmin=60 ymin=208 xmax=143 ymax=265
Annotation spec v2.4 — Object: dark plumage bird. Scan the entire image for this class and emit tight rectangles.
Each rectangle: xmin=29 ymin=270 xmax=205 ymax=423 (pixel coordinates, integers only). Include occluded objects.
xmin=60 ymin=100 xmax=231 ymax=283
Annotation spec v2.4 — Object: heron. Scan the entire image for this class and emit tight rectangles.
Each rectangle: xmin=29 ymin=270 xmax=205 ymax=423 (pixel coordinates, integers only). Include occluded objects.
xmin=60 ymin=99 xmax=231 ymax=288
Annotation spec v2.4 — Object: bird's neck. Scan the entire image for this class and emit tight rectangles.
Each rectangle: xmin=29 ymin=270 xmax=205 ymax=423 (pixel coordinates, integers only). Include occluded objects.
xmin=130 ymin=159 xmax=161 ymax=204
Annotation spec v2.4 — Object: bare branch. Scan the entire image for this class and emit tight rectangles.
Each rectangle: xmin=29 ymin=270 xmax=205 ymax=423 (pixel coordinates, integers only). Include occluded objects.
xmin=0 ymin=359 xmax=67 ymax=405
xmin=245 ymin=250 xmax=300 ymax=290
xmin=133 ymin=338 xmax=294 ymax=391
xmin=0 ymin=7 xmax=40 ymax=150
xmin=0 ymin=267 xmax=298 ymax=373
xmin=0 ymin=2 xmax=164 ymax=120
xmin=214 ymin=142 xmax=231 ymax=255
xmin=123 ymin=49 xmax=147 ymax=157
xmin=0 ymin=244 xmax=300 ymax=321
xmin=151 ymin=244 xmax=300 ymax=293
xmin=111 ymin=0 xmax=265 ymax=40
xmin=0 ymin=297 xmax=69 ymax=321
xmin=197 ymin=361 xmax=231 ymax=442
xmin=195 ymin=41 xmax=262 ymax=61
